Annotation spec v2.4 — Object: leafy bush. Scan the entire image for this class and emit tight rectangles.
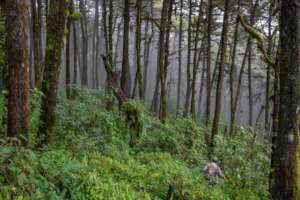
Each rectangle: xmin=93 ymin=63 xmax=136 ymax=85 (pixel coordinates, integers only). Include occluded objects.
xmin=0 ymin=89 xmax=270 ymax=199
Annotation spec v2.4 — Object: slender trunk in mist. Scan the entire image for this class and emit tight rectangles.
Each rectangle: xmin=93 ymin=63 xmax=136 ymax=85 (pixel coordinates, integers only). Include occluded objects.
xmin=151 ymin=70 xmax=160 ymax=112
xmin=6 ymin=0 xmax=30 ymax=145
xmin=72 ymin=20 xmax=78 ymax=86
xmin=38 ymin=0 xmax=68 ymax=146
xmin=190 ymin=0 xmax=204 ymax=120
xmin=229 ymin=0 xmax=240 ymax=136
xmin=229 ymin=0 xmax=258 ymax=135
xmin=211 ymin=43 xmax=221 ymax=86
xmin=121 ymin=0 xmax=131 ymax=97
xmin=247 ymin=0 xmax=259 ymax=127
xmin=114 ymin=19 xmax=123 ymax=67
xmin=143 ymin=1 xmax=154 ymax=100
xmin=66 ymin=2 xmax=73 ymax=99
xmin=176 ymin=0 xmax=183 ymax=115
xmin=265 ymin=6 xmax=272 ymax=130
xmin=102 ymin=0 xmax=108 ymax=54
xmin=205 ymin=0 xmax=213 ymax=126
xmin=247 ymin=41 xmax=253 ymax=126
xmin=211 ymin=0 xmax=230 ymax=152
xmin=79 ymin=0 xmax=88 ymax=86
xmin=132 ymin=0 xmax=143 ymax=99
xmin=231 ymin=44 xmax=250 ymax=135
xmin=108 ymin=0 xmax=113 ymax=67
xmin=197 ymin=67 xmax=205 ymax=119
xmin=93 ymin=0 xmax=100 ymax=88
xmin=184 ymin=0 xmax=193 ymax=116
xmin=143 ymin=22 xmax=152 ymax=98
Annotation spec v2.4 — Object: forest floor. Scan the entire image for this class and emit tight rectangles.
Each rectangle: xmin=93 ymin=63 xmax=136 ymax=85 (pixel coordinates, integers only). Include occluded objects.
xmin=0 ymin=89 xmax=270 ymax=200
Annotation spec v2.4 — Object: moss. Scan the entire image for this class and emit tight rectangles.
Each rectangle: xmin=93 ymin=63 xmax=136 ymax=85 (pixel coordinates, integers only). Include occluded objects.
xmin=69 ymin=12 xmax=82 ymax=21
xmin=121 ymin=101 xmax=143 ymax=147
xmin=238 ymin=15 xmax=275 ymax=67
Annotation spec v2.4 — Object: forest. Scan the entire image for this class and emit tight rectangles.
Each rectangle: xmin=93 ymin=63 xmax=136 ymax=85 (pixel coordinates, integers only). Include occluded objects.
xmin=0 ymin=0 xmax=299 ymax=199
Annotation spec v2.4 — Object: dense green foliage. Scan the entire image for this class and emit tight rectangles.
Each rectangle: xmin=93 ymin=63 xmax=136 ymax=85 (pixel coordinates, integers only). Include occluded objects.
xmin=0 ymin=89 xmax=270 ymax=199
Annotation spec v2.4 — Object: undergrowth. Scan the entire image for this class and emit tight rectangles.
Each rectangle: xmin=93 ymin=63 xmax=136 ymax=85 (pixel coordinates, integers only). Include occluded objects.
xmin=0 ymin=89 xmax=270 ymax=200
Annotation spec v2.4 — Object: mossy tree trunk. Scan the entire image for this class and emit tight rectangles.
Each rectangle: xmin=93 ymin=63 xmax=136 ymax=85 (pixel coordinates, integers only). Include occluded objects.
xmin=65 ymin=1 xmax=74 ymax=99
xmin=38 ymin=0 xmax=68 ymax=147
xmin=271 ymin=0 xmax=300 ymax=199
xmin=158 ymin=0 xmax=173 ymax=124
xmin=6 ymin=0 xmax=30 ymax=145
xmin=121 ymin=0 xmax=131 ymax=97
xmin=132 ymin=0 xmax=143 ymax=99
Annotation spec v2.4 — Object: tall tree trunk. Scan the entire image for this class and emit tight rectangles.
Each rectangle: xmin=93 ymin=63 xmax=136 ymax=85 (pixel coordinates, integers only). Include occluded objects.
xmin=271 ymin=0 xmax=300 ymax=198
xmin=265 ymin=4 xmax=272 ymax=130
xmin=197 ymin=67 xmax=205 ymax=119
xmin=184 ymin=0 xmax=193 ymax=116
xmin=248 ymin=41 xmax=253 ymax=126
xmin=121 ymin=0 xmax=131 ymax=97
xmin=205 ymin=0 xmax=213 ymax=126
xmin=211 ymin=0 xmax=230 ymax=151
xmin=247 ymin=0 xmax=259 ymax=127
xmin=66 ymin=2 xmax=73 ymax=99
xmin=158 ymin=0 xmax=172 ymax=123
xmin=6 ymin=0 xmax=30 ymax=145
xmin=108 ymin=0 xmax=113 ymax=67
xmin=38 ymin=0 xmax=68 ymax=147
xmin=79 ymin=0 xmax=88 ymax=86
xmin=229 ymin=0 xmax=258 ymax=135
xmin=229 ymin=0 xmax=241 ymax=135
xmin=132 ymin=0 xmax=143 ymax=99
xmin=176 ymin=0 xmax=183 ymax=115
xmin=190 ymin=0 xmax=204 ymax=120
xmin=93 ymin=0 xmax=100 ymax=88
xmin=72 ymin=20 xmax=78 ymax=86
xmin=32 ymin=0 xmax=43 ymax=87
xmin=102 ymin=0 xmax=108 ymax=54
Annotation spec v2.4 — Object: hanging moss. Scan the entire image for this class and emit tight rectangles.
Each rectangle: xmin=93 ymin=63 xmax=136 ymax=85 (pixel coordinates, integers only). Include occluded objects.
xmin=238 ymin=15 xmax=275 ymax=67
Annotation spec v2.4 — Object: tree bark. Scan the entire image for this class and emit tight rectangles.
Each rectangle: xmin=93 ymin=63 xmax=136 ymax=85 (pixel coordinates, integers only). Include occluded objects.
xmin=190 ymin=0 xmax=204 ymax=120
xmin=265 ymin=4 xmax=272 ymax=130
xmin=205 ymin=0 xmax=213 ymax=126
xmin=271 ymin=0 xmax=300 ymax=199
xmin=176 ymin=0 xmax=183 ymax=115
xmin=211 ymin=0 xmax=230 ymax=152
xmin=229 ymin=0 xmax=241 ymax=136
xmin=158 ymin=0 xmax=172 ymax=123
xmin=184 ymin=0 xmax=193 ymax=116
xmin=132 ymin=0 xmax=143 ymax=99
xmin=121 ymin=0 xmax=131 ymax=97
xmin=72 ymin=19 xmax=78 ymax=86
xmin=38 ymin=0 xmax=68 ymax=147
xmin=79 ymin=0 xmax=88 ymax=86
xmin=6 ymin=0 xmax=30 ymax=145
xmin=31 ymin=0 xmax=43 ymax=87
xmin=93 ymin=0 xmax=100 ymax=88
xmin=66 ymin=2 xmax=73 ymax=99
